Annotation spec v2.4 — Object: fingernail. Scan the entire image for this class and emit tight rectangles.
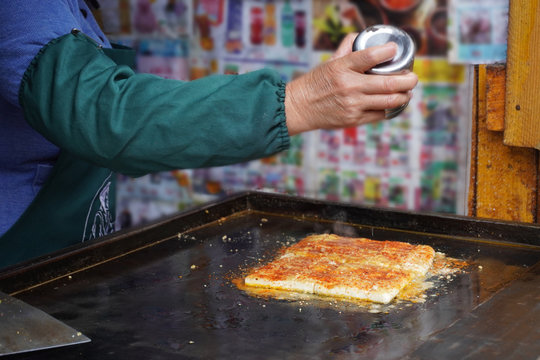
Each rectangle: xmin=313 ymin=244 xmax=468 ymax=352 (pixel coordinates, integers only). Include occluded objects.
xmin=373 ymin=42 xmax=397 ymax=62
xmin=384 ymin=42 xmax=398 ymax=51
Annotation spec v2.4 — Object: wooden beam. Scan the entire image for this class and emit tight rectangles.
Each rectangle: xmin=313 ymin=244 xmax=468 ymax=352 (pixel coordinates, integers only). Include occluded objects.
xmin=471 ymin=66 xmax=538 ymax=223
xmin=504 ymin=0 xmax=540 ymax=149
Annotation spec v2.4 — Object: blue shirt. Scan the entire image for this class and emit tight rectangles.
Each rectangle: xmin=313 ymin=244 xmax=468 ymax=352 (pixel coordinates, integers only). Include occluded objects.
xmin=0 ymin=0 xmax=111 ymax=235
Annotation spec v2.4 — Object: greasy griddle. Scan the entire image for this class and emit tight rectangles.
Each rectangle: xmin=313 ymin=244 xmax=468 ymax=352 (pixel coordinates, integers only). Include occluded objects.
xmin=1 ymin=192 xmax=539 ymax=360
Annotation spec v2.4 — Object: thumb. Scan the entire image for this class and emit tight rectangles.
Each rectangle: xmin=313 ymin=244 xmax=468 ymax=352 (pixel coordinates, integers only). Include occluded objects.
xmin=345 ymin=42 xmax=398 ymax=73
xmin=331 ymin=33 xmax=359 ymax=60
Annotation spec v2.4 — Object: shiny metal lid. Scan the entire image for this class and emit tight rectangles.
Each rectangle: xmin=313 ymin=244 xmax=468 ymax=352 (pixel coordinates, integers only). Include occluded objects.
xmin=352 ymin=25 xmax=415 ymax=75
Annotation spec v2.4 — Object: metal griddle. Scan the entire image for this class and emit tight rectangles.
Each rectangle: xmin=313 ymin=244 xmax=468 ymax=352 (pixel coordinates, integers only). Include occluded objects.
xmin=0 ymin=192 xmax=539 ymax=360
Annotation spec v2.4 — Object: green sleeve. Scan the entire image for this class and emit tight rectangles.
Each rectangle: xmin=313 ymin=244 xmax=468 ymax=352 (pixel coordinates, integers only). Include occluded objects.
xmin=19 ymin=31 xmax=290 ymax=177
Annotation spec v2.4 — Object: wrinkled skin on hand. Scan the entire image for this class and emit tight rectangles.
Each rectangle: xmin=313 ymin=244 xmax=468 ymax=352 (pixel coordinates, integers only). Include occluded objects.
xmin=285 ymin=33 xmax=419 ymax=136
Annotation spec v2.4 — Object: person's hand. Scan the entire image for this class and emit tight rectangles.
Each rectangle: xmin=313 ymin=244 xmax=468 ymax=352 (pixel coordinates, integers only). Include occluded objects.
xmin=284 ymin=33 xmax=418 ymax=136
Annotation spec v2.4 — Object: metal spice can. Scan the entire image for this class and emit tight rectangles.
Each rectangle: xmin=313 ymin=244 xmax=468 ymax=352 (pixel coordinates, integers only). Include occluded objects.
xmin=352 ymin=25 xmax=415 ymax=119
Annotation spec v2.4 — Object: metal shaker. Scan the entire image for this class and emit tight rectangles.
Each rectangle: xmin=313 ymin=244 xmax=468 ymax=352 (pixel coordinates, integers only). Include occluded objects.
xmin=352 ymin=25 xmax=415 ymax=119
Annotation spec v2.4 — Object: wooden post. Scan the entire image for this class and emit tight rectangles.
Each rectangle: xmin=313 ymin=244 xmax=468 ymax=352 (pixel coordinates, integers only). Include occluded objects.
xmin=469 ymin=0 xmax=540 ymax=223
xmin=469 ymin=66 xmax=538 ymax=223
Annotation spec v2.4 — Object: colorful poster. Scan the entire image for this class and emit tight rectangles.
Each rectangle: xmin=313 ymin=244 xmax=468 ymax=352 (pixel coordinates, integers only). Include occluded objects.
xmin=137 ymin=38 xmax=190 ymax=80
xmin=311 ymin=0 xmax=452 ymax=64
xmin=220 ymin=0 xmax=311 ymax=77
xmin=448 ymin=0 xmax=508 ymax=64
xmin=130 ymin=0 xmax=191 ymax=36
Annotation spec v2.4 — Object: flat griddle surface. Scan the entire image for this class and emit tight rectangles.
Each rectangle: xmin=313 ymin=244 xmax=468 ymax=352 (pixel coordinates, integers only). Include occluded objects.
xmin=2 ymin=193 xmax=539 ymax=359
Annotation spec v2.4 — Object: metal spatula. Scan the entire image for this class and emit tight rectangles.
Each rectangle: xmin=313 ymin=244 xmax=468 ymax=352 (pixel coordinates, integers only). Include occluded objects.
xmin=0 ymin=291 xmax=90 ymax=356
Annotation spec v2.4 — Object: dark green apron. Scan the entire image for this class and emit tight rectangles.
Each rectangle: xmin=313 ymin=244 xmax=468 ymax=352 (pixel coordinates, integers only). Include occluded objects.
xmin=0 ymin=153 xmax=116 ymax=268
xmin=0 ymin=44 xmax=135 ymax=269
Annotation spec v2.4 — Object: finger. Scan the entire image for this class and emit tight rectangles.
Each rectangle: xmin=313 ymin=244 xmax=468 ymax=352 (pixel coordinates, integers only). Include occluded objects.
xmin=331 ymin=33 xmax=359 ymax=60
xmin=344 ymin=42 xmax=398 ymax=73
xmin=360 ymin=72 xmax=418 ymax=95
xmin=361 ymin=92 xmax=413 ymax=111
xmin=355 ymin=110 xmax=386 ymax=125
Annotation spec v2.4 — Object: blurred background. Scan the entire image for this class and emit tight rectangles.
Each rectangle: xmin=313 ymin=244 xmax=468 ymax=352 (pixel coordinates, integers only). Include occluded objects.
xmin=92 ymin=0 xmax=508 ymax=229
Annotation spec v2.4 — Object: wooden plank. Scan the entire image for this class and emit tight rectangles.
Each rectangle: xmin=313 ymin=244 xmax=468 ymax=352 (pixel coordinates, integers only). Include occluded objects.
xmin=504 ymin=0 xmax=540 ymax=149
xmin=472 ymin=66 xmax=538 ymax=223
xmin=485 ymin=64 xmax=506 ymax=132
